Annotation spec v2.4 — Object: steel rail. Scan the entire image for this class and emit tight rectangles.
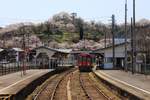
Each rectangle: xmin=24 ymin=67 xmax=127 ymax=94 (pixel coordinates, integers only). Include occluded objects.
xmin=33 ymin=69 xmax=76 ymax=100
xmin=79 ymin=73 xmax=92 ymax=100
xmin=50 ymin=69 xmax=76 ymax=100
xmin=50 ymin=74 xmax=65 ymax=100
xmin=33 ymin=75 xmax=58 ymax=100
xmin=88 ymin=75 xmax=112 ymax=100
xmin=79 ymin=73 xmax=110 ymax=100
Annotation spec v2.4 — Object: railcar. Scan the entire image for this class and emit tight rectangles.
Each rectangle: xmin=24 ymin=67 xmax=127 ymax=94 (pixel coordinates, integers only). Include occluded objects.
xmin=77 ymin=53 xmax=94 ymax=72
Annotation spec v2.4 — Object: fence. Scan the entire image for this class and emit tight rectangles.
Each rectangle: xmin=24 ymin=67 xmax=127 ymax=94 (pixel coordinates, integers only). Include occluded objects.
xmin=0 ymin=62 xmax=21 ymax=76
xmin=0 ymin=59 xmax=58 ymax=76
xmin=0 ymin=57 xmax=75 ymax=76
xmin=127 ymin=63 xmax=150 ymax=74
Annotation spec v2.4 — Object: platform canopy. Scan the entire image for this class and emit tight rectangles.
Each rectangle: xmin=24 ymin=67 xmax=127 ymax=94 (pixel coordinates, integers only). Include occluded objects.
xmin=12 ymin=48 xmax=24 ymax=52
xmin=33 ymin=46 xmax=72 ymax=59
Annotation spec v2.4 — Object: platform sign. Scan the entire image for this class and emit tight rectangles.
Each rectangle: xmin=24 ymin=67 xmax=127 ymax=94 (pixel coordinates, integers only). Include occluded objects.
xmin=136 ymin=53 xmax=145 ymax=63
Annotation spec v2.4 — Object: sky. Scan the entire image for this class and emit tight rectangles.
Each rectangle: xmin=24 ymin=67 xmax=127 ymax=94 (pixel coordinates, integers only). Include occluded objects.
xmin=0 ymin=0 xmax=149 ymax=27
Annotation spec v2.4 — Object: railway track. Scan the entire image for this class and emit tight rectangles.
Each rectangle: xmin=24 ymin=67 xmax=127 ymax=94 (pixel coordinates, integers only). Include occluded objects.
xmin=70 ymin=70 xmax=88 ymax=100
xmin=51 ymin=70 xmax=72 ymax=100
xmin=27 ymin=68 xmax=76 ymax=100
xmin=27 ymin=69 xmax=119 ymax=100
xmin=79 ymin=72 xmax=111 ymax=100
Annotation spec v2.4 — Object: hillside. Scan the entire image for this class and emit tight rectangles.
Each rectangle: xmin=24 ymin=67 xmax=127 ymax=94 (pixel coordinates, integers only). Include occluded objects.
xmin=0 ymin=12 xmax=150 ymax=50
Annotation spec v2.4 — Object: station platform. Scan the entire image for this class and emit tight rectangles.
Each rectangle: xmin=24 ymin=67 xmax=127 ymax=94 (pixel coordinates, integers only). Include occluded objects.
xmin=0 ymin=69 xmax=54 ymax=96
xmin=94 ymin=70 xmax=150 ymax=100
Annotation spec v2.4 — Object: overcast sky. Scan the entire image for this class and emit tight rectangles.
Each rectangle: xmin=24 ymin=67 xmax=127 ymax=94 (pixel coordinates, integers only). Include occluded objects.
xmin=0 ymin=0 xmax=149 ymax=27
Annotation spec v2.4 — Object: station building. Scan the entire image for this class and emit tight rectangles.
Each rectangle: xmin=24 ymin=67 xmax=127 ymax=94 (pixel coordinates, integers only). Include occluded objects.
xmin=31 ymin=46 xmax=73 ymax=69
xmin=93 ymin=41 xmax=130 ymax=69
xmin=93 ymin=39 xmax=150 ymax=74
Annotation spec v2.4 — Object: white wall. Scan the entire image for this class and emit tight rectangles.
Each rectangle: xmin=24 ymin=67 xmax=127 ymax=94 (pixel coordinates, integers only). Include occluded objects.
xmin=100 ymin=43 xmax=131 ymax=58
xmin=95 ymin=43 xmax=131 ymax=69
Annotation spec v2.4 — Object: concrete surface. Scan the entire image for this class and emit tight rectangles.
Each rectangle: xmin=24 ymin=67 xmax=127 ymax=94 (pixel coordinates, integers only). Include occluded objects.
xmin=0 ymin=69 xmax=54 ymax=94
xmin=94 ymin=70 xmax=150 ymax=100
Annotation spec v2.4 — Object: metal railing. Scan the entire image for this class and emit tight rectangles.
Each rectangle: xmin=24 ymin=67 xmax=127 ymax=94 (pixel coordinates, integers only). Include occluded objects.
xmin=127 ymin=63 xmax=150 ymax=74
xmin=0 ymin=61 xmax=31 ymax=76
xmin=0 ymin=57 xmax=74 ymax=76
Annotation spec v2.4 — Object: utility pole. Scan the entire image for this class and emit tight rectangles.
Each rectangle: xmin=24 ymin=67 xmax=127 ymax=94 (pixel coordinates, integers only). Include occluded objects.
xmin=2 ymin=34 xmax=5 ymax=48
xmin=71 ymin=12 xmax=77 ymax=25
xmin=28 ymin=32 xmax=30 ymax=48
xmin=104 ymin=26 xmax=107 ymax=64
xmin=27 ymin=30 xmax=30 ymax=63
xmin=22 ymin=33 xmax=26 ymax=75
xmin=112 ymin=14 xmax=115 ymax=69
xmin=71 ymin=12 xmax=77 ymax=45
xmin=21 ymin=27 xmax=26 ymax=76
xmin=133 ymin=0 xmax=136 ymax=74
xmin=131 ymin=18 xmax=134 ymax=74
xmin=104 ymin=26 xmax=107 ymax=49
xmin=125 ymin=0 xmax=128 ymax=71
xmin=36 ymin=37 xmax=38 ymax=47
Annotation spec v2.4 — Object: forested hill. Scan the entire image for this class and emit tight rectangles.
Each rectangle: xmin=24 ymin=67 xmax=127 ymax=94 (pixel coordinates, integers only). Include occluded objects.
xmin=0 ymin=12 xmax=150 ymax=50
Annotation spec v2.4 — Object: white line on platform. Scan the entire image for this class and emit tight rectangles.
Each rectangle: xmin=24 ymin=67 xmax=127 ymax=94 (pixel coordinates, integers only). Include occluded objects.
xmin=98 ymin=71 xmax=150 ymax=95
xmin=0 ymin=71 xmax=45 ymax=93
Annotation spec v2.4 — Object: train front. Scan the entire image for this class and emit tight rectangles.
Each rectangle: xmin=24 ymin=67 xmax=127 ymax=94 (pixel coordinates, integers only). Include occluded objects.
xmin=77 ymin=53 xmax=94 ymax=72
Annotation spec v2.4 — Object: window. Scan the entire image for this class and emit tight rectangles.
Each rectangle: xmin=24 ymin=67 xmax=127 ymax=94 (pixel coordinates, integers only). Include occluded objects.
xmin=107 ymin=58 xmax=113 ymax=63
